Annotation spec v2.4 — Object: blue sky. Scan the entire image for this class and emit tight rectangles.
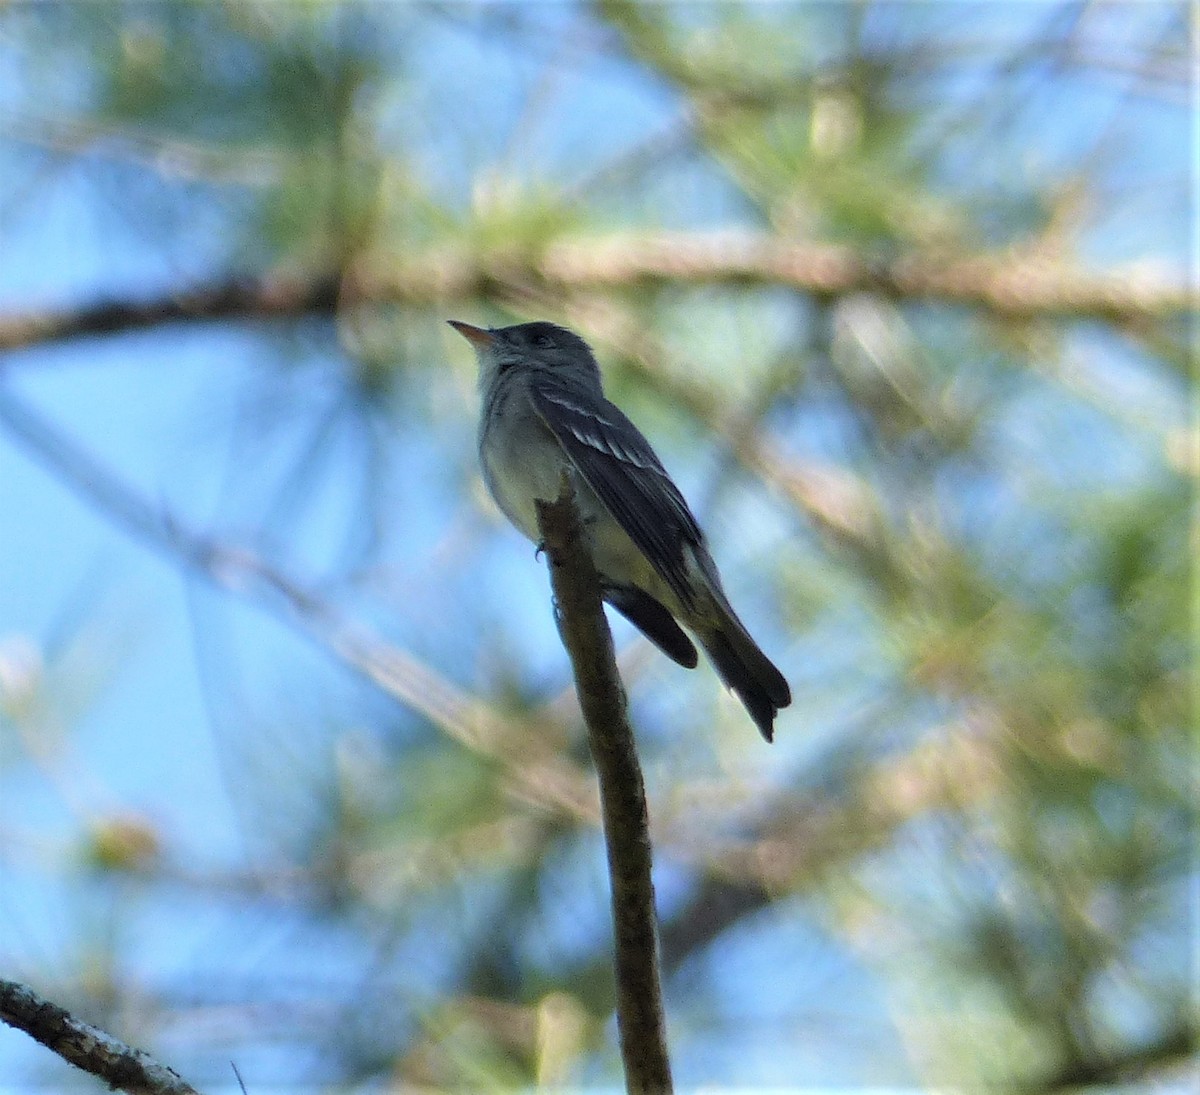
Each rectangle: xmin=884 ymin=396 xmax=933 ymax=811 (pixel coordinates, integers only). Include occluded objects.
xmin=0 ymin=2 xmax=1190 ymax=1089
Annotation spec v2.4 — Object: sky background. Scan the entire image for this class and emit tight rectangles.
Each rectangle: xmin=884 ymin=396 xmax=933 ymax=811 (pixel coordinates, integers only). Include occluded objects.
xmin=0 ymin=2 xmax=1191 ymax=1090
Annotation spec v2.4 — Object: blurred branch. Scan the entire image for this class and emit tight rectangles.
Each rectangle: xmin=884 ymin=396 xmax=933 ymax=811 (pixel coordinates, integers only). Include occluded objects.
xmin=0 ymin=235 xmax=1188 ymax=354
xmin=0 ymin=978 xmax=200 ymax=1095
xmin=0 ymin=113 xmax=291 ymax=186
xmin=0 ymin=386 xmax=597 ymax=825
xmin=533 ymin=236 xmax=1190 ymax=324
xmin=0 ymin=273 xmax=342 ymax=352
xmin=535 ymin=478 xmax=673 ymax=1095
xmin=1026 ymin=1020 xmax=1197 ymax=1093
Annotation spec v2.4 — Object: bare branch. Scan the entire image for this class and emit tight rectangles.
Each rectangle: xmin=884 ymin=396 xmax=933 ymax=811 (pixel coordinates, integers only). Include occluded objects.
xmin=535 ymin=477 xmax=673 ymax=1095
xmin=530 ymin=235 xmax=1191 ymax=325
xmin=0 ymin=978 xmax=200 ymax=1095
xmin=0 ymin=235 xmax=1187 ymax=353
xmin=0 ymin=273 xmax=342 ymax=352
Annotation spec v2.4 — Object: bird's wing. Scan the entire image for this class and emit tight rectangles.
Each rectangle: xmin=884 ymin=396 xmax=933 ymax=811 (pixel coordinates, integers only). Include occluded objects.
xmin=529 ymin=379 xmax=702 ymax=608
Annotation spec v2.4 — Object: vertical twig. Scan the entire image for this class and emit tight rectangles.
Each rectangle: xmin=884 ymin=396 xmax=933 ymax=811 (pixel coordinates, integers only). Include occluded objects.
xmin=535 ymin=476 xmax=673 ymax=1094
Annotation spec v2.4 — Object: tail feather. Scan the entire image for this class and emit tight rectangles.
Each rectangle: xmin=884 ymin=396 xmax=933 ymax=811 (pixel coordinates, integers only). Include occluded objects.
xmin=699 ymin=621 xmax=790 ymax=743
xmin=604 ymin=585 xmax=699 ymax=668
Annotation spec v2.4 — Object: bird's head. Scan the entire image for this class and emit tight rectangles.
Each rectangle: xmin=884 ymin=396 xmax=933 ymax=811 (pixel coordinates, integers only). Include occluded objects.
xmin=448 ymin=320 xmax=602 ymax=391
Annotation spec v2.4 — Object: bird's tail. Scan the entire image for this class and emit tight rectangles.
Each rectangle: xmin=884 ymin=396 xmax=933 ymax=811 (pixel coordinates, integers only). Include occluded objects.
xmin=698 ymin=610 xmax=791 ymax=743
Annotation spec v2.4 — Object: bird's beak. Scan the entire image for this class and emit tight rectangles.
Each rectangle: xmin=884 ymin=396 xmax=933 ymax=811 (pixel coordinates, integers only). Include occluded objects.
xmin=447 ymin=320 xmax=496 ymax=349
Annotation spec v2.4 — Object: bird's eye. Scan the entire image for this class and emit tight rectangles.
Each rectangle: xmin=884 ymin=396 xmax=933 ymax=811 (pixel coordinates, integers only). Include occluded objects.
xmin=534 ymin=334 xmax=554 ymax=348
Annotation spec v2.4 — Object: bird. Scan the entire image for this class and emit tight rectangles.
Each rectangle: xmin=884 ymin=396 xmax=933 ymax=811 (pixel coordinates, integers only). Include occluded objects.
xmin=449 ymin=319 xmax=790 ymax=741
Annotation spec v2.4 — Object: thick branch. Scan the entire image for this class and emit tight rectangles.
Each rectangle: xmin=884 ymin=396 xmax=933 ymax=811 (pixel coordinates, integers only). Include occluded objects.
xmin=0 ymin=978 xmax=200 ymax=1095
xmin=0 ymin=235 xmax=1187 ymax=352
xmin=0 ymin=273 xmax=342 ymax=352
xmin=533 ymin=235 xmax=1191 ymax=324
xmin=535 ymin=478 xmax=673 ymax=1095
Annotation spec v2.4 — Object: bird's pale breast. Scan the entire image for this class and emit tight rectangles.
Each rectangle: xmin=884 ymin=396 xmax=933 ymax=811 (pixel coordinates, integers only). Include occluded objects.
xmin=479 ymin=381 xmax=668 ymax=604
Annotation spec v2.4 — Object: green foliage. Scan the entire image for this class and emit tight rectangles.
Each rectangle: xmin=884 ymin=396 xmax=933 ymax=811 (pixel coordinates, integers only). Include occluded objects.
xmin=0 ymin=0 xmax=1190 ymax=1090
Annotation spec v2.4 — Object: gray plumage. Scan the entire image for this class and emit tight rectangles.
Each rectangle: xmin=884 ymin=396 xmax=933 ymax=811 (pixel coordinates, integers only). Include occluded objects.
xmin=450 ymin=319 xmax=790 ymax=741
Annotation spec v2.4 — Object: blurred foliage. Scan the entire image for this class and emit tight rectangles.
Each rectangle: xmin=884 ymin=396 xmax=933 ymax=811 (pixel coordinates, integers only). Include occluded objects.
xmin=0 ymin=0 xmax=1192 ymax=1091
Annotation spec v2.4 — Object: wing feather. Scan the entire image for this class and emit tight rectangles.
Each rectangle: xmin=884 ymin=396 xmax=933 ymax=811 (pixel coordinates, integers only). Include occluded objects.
xmin=529 ymin=380 xmax=701 ymax=607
